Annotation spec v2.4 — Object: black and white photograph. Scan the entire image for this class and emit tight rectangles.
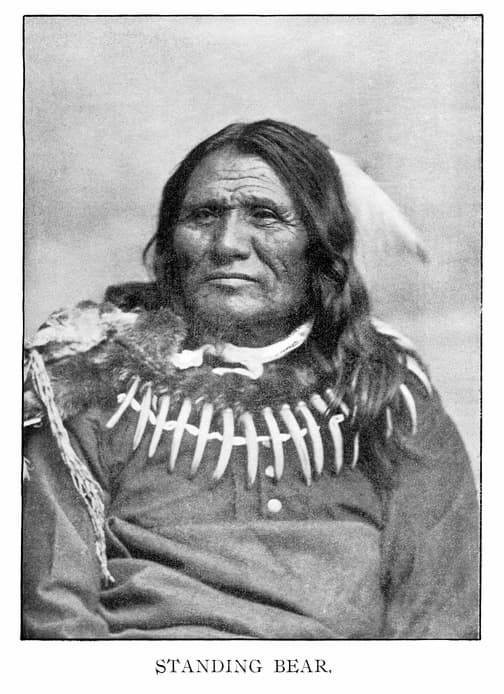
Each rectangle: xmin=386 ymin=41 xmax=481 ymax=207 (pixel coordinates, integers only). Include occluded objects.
xmin=21 ymin=10 xmax=482 ymax=656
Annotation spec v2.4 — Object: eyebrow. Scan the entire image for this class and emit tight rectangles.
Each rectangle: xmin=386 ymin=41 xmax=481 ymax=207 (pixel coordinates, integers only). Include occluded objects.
xmin=180 ymin=195 xmax=294 ymax=217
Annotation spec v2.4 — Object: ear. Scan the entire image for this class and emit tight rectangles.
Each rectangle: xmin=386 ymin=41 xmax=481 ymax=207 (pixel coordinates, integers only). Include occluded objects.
xmin=330 ymin=150 xmax=428 ymax=270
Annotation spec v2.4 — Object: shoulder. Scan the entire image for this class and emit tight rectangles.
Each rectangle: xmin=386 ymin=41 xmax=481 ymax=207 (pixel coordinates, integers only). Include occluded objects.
xmin=357 ymin=319 xmax=475 ymax=497
xmin=388 ymin=367 xmax=477 ymax=527
xmin=24 ymin=297 xmax=186 ymax=426
xmin=26 ymin=300 xmax=140 ymax=358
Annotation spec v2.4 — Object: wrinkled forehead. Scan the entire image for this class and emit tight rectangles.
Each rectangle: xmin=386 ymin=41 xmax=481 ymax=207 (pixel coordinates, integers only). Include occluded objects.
xmin=182 ymin=146 xmax=296 ymax=208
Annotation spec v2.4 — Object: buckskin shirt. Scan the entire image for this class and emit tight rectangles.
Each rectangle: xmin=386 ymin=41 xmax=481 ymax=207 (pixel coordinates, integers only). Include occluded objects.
xmin=22 ymin=302 xmax=479 ymax=639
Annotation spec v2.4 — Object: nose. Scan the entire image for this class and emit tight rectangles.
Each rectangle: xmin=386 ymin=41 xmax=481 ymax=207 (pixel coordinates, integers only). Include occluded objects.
xmin=211 ymin=210 xmax=251 ymax=262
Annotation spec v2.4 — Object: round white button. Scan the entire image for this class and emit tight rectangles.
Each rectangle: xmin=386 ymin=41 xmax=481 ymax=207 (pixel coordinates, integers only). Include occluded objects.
xmin=267 ymin=498 xmax=282 ymax=513
xmin=264 ymin=465 xmax=275 ymax=478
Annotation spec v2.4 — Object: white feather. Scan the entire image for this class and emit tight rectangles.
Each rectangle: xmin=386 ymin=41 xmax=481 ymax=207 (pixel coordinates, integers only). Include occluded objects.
xmin=331 ymin=150 xmax=428 ymax=271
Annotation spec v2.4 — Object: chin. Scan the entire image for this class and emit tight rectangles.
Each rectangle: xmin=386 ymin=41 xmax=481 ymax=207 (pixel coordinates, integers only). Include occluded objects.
xmin=190 ymin=288 xmax=265 ymax=321
xmin=181 ymin=283 xmax=309 ymax=343
xmin=197 ymin=300 xmax=268 ymax=328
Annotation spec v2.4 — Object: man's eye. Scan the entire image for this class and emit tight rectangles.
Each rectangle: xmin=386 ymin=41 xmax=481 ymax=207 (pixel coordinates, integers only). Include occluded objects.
xmin=190 ymin=208 xmax=218 ymax=223
xmin=250 ymin=208 xmax=279 ymax=223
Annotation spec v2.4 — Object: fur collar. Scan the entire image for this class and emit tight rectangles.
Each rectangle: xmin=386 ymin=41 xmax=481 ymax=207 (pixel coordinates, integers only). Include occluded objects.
xmin=25 ymin=300 xmax=429 ymax=432
xmin=25 ymin=302 xmax=325 ymax=420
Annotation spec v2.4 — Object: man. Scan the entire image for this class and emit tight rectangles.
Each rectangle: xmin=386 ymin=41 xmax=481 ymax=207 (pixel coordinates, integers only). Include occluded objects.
xmin=23 ymin=120 xmax=479 ymax=639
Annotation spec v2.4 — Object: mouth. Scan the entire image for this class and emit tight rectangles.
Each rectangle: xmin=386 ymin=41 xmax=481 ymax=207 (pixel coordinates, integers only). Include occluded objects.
xmin=204 ymin=272 xmax=258 ymax=285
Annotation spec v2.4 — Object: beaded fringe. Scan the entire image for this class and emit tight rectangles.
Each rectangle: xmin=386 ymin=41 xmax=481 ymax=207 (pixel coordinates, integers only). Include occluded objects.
xmin=27 ymin=350 xmax=114 ymax=585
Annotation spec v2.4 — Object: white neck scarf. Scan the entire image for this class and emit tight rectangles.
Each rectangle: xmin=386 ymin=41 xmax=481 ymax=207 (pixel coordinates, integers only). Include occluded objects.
xmin=170 ymin=319 xmax=314 ymax=379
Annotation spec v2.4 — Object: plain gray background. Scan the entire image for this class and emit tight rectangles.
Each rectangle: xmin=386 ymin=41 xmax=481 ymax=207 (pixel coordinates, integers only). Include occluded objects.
xmin=24 ymin=15 xmax=481 ymax=472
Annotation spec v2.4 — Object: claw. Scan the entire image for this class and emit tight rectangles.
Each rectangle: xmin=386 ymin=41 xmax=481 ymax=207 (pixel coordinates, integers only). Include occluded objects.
xmin=190 ymin=402 xmax=213 ymax=477
xmin=385 ymin=407 xmax=393 ymax=439
xmin=405 ymin=355 xmax=432 ymax=395
xmin=262 ymin=407 xmax=284 ymax=481
xmin=310 ymin=393 xmax=345 ymax=431
xmin=350 ymin=368 xmax=360 ymax=393
xmin=325 ymin=389 xmax=349 ymax=420
xmin=280 ymin=404 xmax=311 ymax=486
xmin=324 ymin=387 xmax=339 ymax=409
xmin=340 ymin=400 xmax=350 ymax=417
xmin=148 ymin=394 xmax=170 ymax=458
xmin=372 ymin=318 xmax=417 ymax=351
xmin=328 ymin=415 xmax=344 ymax=474
xmin=310 ymin=392 xmax=329 ymax=416
xmin=212 ymin=408 xmax=234 ymax=481
xmin=240 ymin=411 xmax=259 ymax=487
xmin=106 ymin=376 xmax=140 ymax=428
xmin=296 ymin=401 xmax=323 ymax=476
xmin=400 ymin=384 xmax=417 ymax=435
xmin=133 ymin=384 xmax=152 ymax=450
xmin=351 ymin=431 xmax=360 ymax=469
xmin=169 ymin=398 xmax=192 ymax=472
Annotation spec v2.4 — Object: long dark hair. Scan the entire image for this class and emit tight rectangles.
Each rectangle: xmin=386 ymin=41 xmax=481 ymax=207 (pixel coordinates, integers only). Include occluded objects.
xmin=145 ymin=120 xmax=364 ymax=335
xmin=111 ymin=120 xmax=423 ymax=488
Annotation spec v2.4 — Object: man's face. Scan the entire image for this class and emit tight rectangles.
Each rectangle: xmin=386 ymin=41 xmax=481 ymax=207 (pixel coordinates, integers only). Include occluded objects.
xmin=172 ymin=147 xmax=310 ymax=340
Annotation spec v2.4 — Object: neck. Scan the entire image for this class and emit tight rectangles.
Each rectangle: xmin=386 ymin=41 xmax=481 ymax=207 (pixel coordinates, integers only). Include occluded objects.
xmin=184 ymin=311 xmax=309 ymax=349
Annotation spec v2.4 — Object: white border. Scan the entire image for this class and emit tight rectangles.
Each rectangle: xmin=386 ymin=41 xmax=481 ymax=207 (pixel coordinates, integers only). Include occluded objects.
xmin=4 ymin=4 xmax=500 ymax=692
